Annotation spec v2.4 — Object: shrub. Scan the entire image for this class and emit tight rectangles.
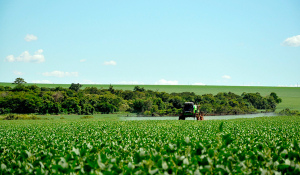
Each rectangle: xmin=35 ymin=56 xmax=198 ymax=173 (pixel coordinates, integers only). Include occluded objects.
xmin=3 ymin=114 xmax=18 ymax=120
xmin=143 ymin=111 xmax=152 ymax=116
xmin=3 ymin=114 xmax=41 ymax=120
xmin=278 ymin=108 xmax=300 ymax=116
xmin=80 ymin=115 xmax=94 ymax=119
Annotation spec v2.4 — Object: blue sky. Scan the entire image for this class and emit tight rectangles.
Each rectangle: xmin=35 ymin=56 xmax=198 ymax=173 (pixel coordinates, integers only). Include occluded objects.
xmin=0 ymin=0 xmax=299 ymax=86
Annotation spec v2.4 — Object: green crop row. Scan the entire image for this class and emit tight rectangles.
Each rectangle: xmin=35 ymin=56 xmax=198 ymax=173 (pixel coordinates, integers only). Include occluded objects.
xmin=1 ymin=116 xmax=300 ymax=174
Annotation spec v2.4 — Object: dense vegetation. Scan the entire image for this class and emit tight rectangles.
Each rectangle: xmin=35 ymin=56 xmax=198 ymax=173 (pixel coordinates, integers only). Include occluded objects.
xmin=2 ymin=114 xmax=41 ymax=120
xmin=0 ymin=83 xmax=281 ymax=116
xmin=278 ymin=108 xmax=300 ymax=116
xmin=1 ymin=82 xmax=298 ymax=111
xmin=1 ymin=116 xmax=300 ymax=174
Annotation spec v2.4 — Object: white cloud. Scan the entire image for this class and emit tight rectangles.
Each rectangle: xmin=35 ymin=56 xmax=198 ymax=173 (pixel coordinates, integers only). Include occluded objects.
xmin=192 ymin=83 xmax=205 ymax=85
xmin=24 ymin=34 xmax=38 ymax=42
xmin=82 ymin=79 xmax=96 ymax=84
xmin=278 ymin=84 xmax=299 ymax=87
xmin=222 ymin=75 xmax=231 ymax=79
xmin=13 ymin=70 xmax=24 ymax=75
xmin=42 ymin=71 xmax=79 ymax=77
xmin=32 ymin=80 xmax=52 ymax=84
xmin=103 ymin=61 xmax=116 ymax=65
xmin=80 ymin=59 xmax=86 ymax=62
xmin=4 ymin=49 xmax=45 ymax=63
xmin=281 ymin=35 xmax=300 ymax=47
xmin=155 ymin=79 xmax=178 ymax=85
xmin=116 ymin=81 xmax=143 ymax=85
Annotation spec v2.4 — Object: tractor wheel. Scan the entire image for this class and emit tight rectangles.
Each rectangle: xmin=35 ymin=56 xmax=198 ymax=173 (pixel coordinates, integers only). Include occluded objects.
xmin=179 ymin=115 xmax=185 ymax=120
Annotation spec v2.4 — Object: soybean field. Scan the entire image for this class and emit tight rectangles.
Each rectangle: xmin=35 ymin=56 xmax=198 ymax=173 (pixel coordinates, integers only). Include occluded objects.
xmin=1 ymin=116 xmax=300 ymax=174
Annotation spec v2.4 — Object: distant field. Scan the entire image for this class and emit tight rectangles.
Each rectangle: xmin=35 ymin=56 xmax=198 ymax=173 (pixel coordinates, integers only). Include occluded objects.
xmin=1 ymin=82 xmax=299 ymax=111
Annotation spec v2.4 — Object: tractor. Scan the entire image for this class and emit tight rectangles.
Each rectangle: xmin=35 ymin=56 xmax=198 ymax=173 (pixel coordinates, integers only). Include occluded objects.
xmin=179 ymin=102 xmax=204 ymax=120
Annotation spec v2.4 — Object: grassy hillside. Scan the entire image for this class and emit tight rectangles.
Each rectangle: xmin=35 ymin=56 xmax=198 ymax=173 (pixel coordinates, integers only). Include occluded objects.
xmin=1 ymin=83 xmax=299 ymax=111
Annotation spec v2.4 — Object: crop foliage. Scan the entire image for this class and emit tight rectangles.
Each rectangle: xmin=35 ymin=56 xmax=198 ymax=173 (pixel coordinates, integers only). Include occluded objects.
xmin=1 ymin=116 xmax=300 ymax=174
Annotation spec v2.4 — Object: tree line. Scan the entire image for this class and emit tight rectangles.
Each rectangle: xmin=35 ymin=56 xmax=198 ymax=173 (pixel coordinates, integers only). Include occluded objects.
xmin=0 ymin=81 xmax=282 ymax=116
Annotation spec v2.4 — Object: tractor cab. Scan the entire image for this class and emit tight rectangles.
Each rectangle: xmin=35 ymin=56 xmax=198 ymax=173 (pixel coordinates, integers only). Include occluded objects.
xmin=183 ymin=102 xmax=194 ymax=113
xmin=179 ymin=102 xmax=203 ymax=120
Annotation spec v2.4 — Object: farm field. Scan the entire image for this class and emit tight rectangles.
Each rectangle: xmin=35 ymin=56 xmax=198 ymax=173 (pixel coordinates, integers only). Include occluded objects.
xmin=1 ymin=83 xmax=299 ymax=111
xmin=1 ymin=116 xmax=300 ymax=174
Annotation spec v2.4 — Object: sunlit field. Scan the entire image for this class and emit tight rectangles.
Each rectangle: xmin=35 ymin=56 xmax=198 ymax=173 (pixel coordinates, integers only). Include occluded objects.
xmin=1 ymin=116 xmax=300 ymax=174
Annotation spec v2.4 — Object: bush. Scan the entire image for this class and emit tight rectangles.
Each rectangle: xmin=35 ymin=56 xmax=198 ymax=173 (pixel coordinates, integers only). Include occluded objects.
xmin=143 ymin=111 xmax=152 ymax=116
xmin=158 ymin=110 xmax=167 ymax=116
xmin=80 ymin=115 xmax=94 ymax=119
xmin=278 ymin=108 xmax=300 ymax=116
xmin=95 ymin=102 xmax=117 ymax=114
xmin=3 ymin=114 xmax=41 ymax=120
xmin=3 ymin=114 xmax=17 ymax=120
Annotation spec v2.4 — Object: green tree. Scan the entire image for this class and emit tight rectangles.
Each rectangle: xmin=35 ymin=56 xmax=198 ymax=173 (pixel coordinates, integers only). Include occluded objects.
xmin=143 ymin=99 xmax=153 ymax=111
xmin=4 ymin=86 xmax=12 ymax=91
xmin=12 ymin=85 xmax=29 ymax=92
xmin=84 ymin=87 xmax=99 ymax=94
xmin=28 ymin=85 xmax=40 ymax=92
xmin=41 ymin=87 xmax=51 ymax=91
xmin=13 ymin=77 xmax=27 ymax=85
xmin=133 ymin=86 xmax=145 ymax=92
xmin=62 ymin=97 xmax=81 ymax=114
xmin=200 ymin=104 xmax=213 ymax=114
xmin=229 ymin=99 xmax=239 ymax=107
xmin=270 ymin=92 xmax=282 ymax=104
xmin=108 ymin=84 xmax=115 ymax=94
xmin=156 ymin=92 xmax=170 ymax=102
xmin=123 ymin=90 xmax=134 ymax=100
xmin=69 ymin=83 xmax=82 ymax=92
xmin=169 ymin=96 xmax=183 ymax=109
xmin=153 ymin=98 xmax=166 ymax=110
xmin=95 ymin=102 xmax=117 ymax=114
xmin=133 ymin=99 xmax=145 ymax=112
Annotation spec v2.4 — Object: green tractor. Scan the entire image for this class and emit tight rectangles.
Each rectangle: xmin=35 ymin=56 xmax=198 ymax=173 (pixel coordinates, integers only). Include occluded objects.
xmin=179 ymin=102 xmax=204 ymax=120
